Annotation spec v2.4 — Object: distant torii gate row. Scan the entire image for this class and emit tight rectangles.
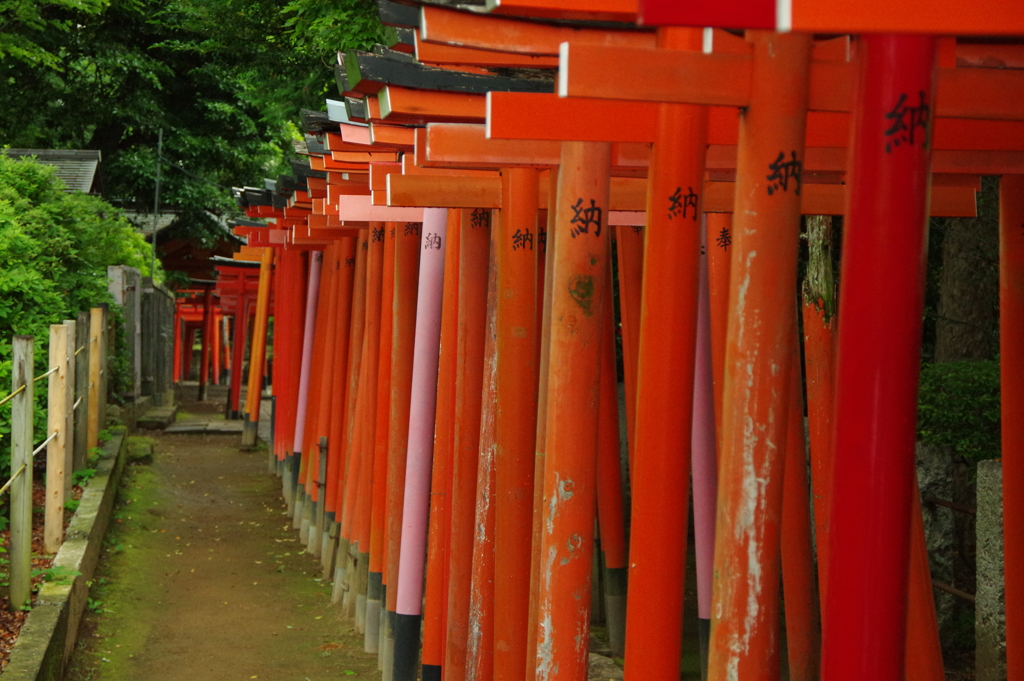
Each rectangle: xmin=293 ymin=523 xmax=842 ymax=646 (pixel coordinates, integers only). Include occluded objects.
xmin=211 ymin=2 xmax=1024 ymax=681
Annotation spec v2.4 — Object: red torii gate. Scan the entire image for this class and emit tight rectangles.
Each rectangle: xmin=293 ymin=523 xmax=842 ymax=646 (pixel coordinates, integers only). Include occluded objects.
xmin=224 ymin=5 xmax=1022 ymax=680
xmin=211 ymin=261 xmax=264 ymax=418
xmin=172 ymin=285 xmax=225 ymax=394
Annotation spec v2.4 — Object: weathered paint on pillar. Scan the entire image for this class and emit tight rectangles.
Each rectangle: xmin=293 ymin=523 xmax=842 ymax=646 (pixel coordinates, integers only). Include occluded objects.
xmin=466 ymin=229 xmax=498 ymax=681
xmin=535 ymin=140 xmax=610 ymax=681
xmin=444 ymin=209 xmax=491 ymax=681
xmin=527 ymin=181 xmax=557 ymax=681
xmin=708 ymin=30 xmax=812 ymax=681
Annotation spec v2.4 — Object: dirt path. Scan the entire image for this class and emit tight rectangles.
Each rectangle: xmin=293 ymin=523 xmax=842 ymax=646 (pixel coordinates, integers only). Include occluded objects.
xmin=66 ymin=403 xmax=381 ymax=681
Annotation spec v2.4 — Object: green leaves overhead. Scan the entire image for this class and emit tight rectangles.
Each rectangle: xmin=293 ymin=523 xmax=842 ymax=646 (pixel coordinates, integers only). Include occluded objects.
xmin=0 ymin=0 xmax=109 ymax=68
xmin=0 ymin=0 xmax=385 ymax=239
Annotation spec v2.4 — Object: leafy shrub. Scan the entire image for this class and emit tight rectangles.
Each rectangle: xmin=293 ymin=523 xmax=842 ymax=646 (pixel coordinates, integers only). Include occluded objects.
xmin=917 ymin=359 xmax=1001 ymax=462
xmin=0 ymin=153 xmax=155 ymax=481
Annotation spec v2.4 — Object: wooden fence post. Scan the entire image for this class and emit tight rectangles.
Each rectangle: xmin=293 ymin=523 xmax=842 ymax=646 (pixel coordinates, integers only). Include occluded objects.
xmin=45 ymin=324 xmax=69 ymax=554
xmin=10 ymin=335 xmax=34 ymax=611
xmin=75 ymin=311 xmax=90 ymax=471
xmin=101 ymin=304 xmax=111 ymax=432
xmin=88 ymin=307 xmax=102 ymax=450
xmin=63 ymin=319 xmax=76 ymax=496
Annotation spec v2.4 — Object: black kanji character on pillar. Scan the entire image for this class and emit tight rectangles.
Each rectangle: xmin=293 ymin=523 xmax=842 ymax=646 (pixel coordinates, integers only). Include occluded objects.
xmin=668 ymin=186 xmax=699 ymax=220
xmin=512 ymin=227 xmax=533 ymax=251
xmin=538 ymin=227 xmax=547 ymax=254
xmin=424 ymin=233 xmax=443 ymax=250
xmin=345 ymin=258 xmax=355 ymax=267
xmin=884 ymin=91 xmax=931 ymax=153
xmin=372 ymin=226 xmax=385 ymax=242
xmin=390 ymin=227 xmax=396 ymax=238
xmin=631 ymin=225 xmax=645 ymax=235
xmin=470 ymin=208 xmax=491 ymax=229
xmin=404 ymin=222 xmax=421 ymax=236
xmin=569 ymin=198 xmax=603 ymax=238
xmin=766 ymin=151 xmax=803 ymax=196
xmin=716 ymin=227 xmax=732 ymax=250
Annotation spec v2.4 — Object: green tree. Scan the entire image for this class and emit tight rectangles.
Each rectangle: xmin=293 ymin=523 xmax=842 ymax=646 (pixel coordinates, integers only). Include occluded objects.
xmin=0 ymin=0 xmax=107 ymax=68
xmin=0 ymin=153 xmax=154 ymax=477
xmin=1 ymin=0 xmax=386 ymax=254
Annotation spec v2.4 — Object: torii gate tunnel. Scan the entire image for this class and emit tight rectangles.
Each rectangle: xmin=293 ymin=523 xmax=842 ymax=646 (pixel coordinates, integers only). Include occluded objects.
xmin=211 ymin=2 xmax=1024 ymax=680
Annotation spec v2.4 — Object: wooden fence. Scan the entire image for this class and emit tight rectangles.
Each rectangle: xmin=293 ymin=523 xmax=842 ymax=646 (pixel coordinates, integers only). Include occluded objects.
xmin=0 ymin=307 xmax=109 ymax=611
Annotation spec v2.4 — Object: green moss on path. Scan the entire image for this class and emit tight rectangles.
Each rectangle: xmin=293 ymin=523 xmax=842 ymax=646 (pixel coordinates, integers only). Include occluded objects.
xmin=65 ymin=430 xmax=380 ymax=681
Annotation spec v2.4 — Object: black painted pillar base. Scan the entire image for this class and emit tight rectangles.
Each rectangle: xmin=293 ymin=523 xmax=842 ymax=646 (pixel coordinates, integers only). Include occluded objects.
xmin=698 ymin=617 xmax=711 ymax=681
xmin=392 ymin=612 xmax=421 ymax=681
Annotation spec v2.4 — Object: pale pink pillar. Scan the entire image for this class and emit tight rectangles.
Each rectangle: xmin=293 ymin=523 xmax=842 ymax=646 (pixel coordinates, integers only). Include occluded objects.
xmin=393 ymin=208 xmax=449 ymax=680
xmin=691 ymin=230 xmax=718 ymax=662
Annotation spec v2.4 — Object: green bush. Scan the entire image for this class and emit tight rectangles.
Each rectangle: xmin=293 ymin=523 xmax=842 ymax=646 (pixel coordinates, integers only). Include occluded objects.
xmin=917 ymin=359 xmax=1001 ymax=462
xmin=0 ymin=152 xmax=156 ymax=479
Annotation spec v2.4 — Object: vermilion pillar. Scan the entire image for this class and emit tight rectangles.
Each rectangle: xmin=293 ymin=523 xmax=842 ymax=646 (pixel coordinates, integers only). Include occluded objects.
xmin=229 ymin=300 xmax=249 ymax=418
xmin=613 ymin=223 xmax=643 ymax=472
xmin=709 ymin=30 xmax=812 ymax=681
xmin=383 ymin=221 xmax=422 ymax=679
xmin=705 ymin=212 xmax=732 ymax=445
xmin=1000 ymin=174 xmax=1024 ymax=681
xmin=242 ymin=248 xmax=274 ymax=447
xmin=213 ymin=312 xmax=222 ymax=387
xmin=527 ymin=184 xmax=557 ymax=681
xmin=466 ymin=246 xmax=497 ymax=681
xmin=367 ymin=226 xmax=397 ymax=654
xmin=535 ymin=140 xmax=610 ymax=681
xmin=596 ymin=248 xmax=628 ymax=656
xmin=172 ymin=303 xmax=182 ymax=383
xmin=275 ymin=249 xmax=307 ymax=462
xmin=353 ymin=226 xmax=386 ymax=628
xmin=444 ymin=209 xmax=490 ymax=681
xmin=624 ymin=27 xmax=707 ymax=681
xmin=781 ymin=349 xmax=820 ymax=681
xmin=199 ymin=286 xmax=212 ymax=400
xmin=333 ymin=233 xmax=368 ymax=605
xmin=822 ymin=34 xmax=939 ymax=681
xmin=494 ymin=168 xmax=539 ymax=681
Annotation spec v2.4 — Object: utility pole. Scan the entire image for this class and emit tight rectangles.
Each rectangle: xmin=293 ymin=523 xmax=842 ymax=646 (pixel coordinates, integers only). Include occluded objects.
xmin=150 ymin=128 xmax=163 ymax=278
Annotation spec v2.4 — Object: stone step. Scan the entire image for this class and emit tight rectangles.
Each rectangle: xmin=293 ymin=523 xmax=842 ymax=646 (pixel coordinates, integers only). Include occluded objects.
xmin=136 ymin=405 xmax=178 ymax=430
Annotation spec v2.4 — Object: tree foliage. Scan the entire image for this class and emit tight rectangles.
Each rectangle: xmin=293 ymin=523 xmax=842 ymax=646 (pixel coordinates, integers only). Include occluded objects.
xmin=1 ymin=0 xmax=385 ymax=248
xmin=0 ymin=0 xmax=107 ymax=68
xmin=0 ymin=153 xmax=155 ymax=476
xmin=917 ymin=359 xmax=1001 ymax=463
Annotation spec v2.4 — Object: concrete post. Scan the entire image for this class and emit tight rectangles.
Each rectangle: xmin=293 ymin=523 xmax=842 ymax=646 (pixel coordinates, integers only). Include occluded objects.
xmin=976 ymin=459 xmax=1006 ymax=681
